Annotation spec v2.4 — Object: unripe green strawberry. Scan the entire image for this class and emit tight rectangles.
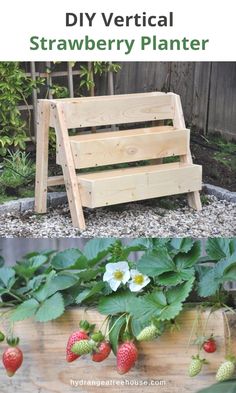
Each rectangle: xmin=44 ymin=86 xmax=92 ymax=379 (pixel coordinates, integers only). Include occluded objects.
xmin=71 ymin=339 xmax=94 ymax=356
xmin=137 ymin=325 xmax=158 ymax=341
xmin=188 ymin=355 xmax=206 ymax=377
xmin=216 ymin=360 xmax=235 ymax=382
xmin=0 ymin=331 xmax=5 ymax=342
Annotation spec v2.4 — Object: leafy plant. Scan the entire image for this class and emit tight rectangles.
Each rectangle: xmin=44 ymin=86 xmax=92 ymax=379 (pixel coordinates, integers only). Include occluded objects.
xmin=196 ymin=238 xmax=236 ymax=298
xmin=0 ymin=238 xmax=235 ymax=336
xmin=0 ymin=62 xmax=44 ymax=156
xmin=197 ymin=379 xmax=236 ymax=393
xmin=0 ymin=150 xmax=35 ymax=195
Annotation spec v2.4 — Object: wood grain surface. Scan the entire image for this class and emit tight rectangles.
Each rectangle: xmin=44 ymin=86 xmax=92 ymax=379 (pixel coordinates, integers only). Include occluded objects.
xmin=0 ymin=308 xmax=234 ymax=393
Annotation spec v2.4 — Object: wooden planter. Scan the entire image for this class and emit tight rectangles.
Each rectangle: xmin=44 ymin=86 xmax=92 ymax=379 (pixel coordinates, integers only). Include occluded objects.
xmin=0 ymin=308 xmax=235 ymax=393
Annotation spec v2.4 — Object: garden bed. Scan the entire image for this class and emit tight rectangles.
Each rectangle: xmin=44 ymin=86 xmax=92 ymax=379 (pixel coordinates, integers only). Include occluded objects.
xmin=0 ymin=308 xmax=235 ymax=393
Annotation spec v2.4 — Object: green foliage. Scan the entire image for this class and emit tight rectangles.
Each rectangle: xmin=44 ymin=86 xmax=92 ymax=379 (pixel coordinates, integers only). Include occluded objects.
xmin=0 ymin=62 xmax=44 ymax=156
xmin=197 ymin=238 xmax=236 ymax=298
xmin=0 ymin=150 xmax=35 ymax=195
xmin=0 ymin=238 xmax=235 ymax=326
xmin=197 ymin=379 xmax=236 ymax=393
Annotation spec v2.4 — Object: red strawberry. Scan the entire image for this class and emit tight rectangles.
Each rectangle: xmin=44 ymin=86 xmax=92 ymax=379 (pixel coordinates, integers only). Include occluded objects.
xmin=66 ymin=330 xmax=89 ymax=362
xmin=2 ymin=347 xmax=23 ymax=377
xmin=92 ymin=341 xmax=111 ymax=362
xmin=203 ymin=338 xmax=217 ymax=353
xmin=117 ymin=341 xmax=138 ymax=374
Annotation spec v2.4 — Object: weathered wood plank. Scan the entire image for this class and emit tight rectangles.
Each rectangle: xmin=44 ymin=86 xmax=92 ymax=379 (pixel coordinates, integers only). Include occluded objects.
xmin=0 ymin=309 xmax=234 ymax=393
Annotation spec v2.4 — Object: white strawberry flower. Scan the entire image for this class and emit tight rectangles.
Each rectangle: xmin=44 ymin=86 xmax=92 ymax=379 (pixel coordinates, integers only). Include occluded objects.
xmin=103 ymin=261 xmax=130 ymax=291
xmin=128 ymin=269 xmax=150 ymax=292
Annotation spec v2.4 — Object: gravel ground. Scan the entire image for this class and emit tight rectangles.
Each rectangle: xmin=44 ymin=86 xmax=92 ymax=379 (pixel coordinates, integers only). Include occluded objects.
xmin=0 ymin=195 xmax=235 ymax=238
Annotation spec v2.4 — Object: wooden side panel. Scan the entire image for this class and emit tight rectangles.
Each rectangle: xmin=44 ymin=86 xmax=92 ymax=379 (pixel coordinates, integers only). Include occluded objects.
xmin=69 ymin=127 xmax=189 ymax=169
xmin=78 ymin=163 xmax=202 ymax=208
xmin=0 ymin=309 xmax=233 ymax=393
xmin=56 ymin=93 xmax=174 ymax=128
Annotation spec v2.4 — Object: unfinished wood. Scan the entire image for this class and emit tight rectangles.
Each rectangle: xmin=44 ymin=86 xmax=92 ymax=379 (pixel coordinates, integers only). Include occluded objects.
xmin=172 ymin=93 xmax=202 ymax=211
xmin=34 ymin=101 xmax=50 ymax=213
xmin=77 ymin=163 xmax=202 ymax=208
xmin=53 ymin=104 xmax=85 ymax=230
xmin=0 ymin=308 xmax=234 ymax=393
xmin=48 ymin=92 xmax=174 ymax=128
xmin=68 ymin=127 xmax=189 ymax=169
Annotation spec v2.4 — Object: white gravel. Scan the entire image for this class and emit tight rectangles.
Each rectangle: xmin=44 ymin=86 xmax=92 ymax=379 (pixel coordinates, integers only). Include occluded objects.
xmin=0 ymin=195 xmax=235 ymax=238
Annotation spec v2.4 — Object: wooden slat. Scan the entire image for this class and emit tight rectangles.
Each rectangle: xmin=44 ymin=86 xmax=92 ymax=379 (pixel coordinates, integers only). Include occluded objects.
xmin=67 ymin=126 xmax=189 ymax=169
xmin=77 ymin=162 xmax=202 ymax=208
xmin=47 ymin=92 xmax=174 ymax=128
xmin=0 ymin=308 xmax=233 ymax=393
xmin=53 ymin=104 xmax=85 ymax=230
xmin=34 ymin=101 xmax=50 ymax=213
xmin=172 ymin=94 xmax=202 ymax=211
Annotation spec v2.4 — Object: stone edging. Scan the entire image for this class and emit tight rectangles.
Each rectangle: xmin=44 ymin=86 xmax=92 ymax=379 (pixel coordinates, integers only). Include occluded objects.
xmin=0 ymin=185 xmax=235 ymax=215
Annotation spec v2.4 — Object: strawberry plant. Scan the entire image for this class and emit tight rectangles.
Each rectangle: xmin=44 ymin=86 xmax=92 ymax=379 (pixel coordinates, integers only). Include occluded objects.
xmin=0 ymin=237 xmax=236 ymax=378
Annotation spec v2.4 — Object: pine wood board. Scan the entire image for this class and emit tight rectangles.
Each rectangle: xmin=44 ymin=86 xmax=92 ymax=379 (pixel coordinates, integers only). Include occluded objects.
xmin=0 ymin=309 xmax=234 ymax=393
xmin=77 ymin=163 xmax=202 ymax=208
xmin=47 ymin=93 xmax=174 ymax=129
xmin=67 ymin=127 xmax=189 ymax=169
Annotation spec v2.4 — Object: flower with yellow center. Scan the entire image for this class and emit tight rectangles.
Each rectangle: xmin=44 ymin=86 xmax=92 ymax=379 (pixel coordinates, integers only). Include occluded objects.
xmin=128 ymin=269 xmax=150 ymax=292
xmin=103 ymin=262 xmax=130 ymax=291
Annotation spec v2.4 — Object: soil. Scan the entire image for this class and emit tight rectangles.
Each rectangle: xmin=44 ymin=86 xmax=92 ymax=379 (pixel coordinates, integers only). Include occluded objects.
xmin=190 ymin=137 xmax=236 ymax=192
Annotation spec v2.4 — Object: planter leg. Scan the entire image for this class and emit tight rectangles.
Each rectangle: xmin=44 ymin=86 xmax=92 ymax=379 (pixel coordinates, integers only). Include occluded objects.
xmin=35 ymin=100 xmax=50 ymax=214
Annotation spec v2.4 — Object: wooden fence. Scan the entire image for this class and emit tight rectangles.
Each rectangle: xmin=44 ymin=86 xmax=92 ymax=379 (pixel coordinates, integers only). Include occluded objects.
xmin=18 ymin=62 xmax=236 ymax=140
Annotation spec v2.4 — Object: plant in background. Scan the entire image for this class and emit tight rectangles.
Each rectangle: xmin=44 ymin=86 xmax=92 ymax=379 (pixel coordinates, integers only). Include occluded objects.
xmin=0 ymin=150 xmax=35 ymax=196
xmin=0 ymin=62 xmax=44 ymax=156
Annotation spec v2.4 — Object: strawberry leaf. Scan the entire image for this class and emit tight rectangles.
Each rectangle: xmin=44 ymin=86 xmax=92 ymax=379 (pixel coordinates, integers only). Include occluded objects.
xmin=11 ymin=298 xmax=39 ymax=322
xmin=109 ymin=315 xmax=126 ymax=355
xmin=83 ymin=238 xmax=116 ymax=265
xmin=51 ymin=249 xmax=87 ymax=270
xmin=98 ymin=291 xmax=136 ymax=315
xmin=35 ymin=292 xmax=65 ymax=322
xmin=136 ymin=249 xmax=175 ymax=277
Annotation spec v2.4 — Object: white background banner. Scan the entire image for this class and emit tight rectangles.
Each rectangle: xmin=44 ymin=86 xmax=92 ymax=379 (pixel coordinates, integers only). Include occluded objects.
xmin=0 ymin=0 xmax=235 ymax=60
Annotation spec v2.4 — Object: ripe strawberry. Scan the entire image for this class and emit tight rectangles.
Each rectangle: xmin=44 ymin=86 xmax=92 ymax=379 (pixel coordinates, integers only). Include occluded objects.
xmin=188 ymin=355 xmax=206 ymax=377
xmin=137 ymin=325 xmax=158 ymax=341
xmin=71 ymin=339 xmax=94 ymax=356
xmin=92 ymin=341 xmax=111 ymax=362
xmin=2 ymin=347 xmax=23 ymax=377
xmin=117 ymin=341 xmax=138 ymax=374
xmin=203 ymin=338 xmax=217 ymax=353
xmin=216 ymin=360 xmax=235 ymax=382
xmin=66 ymin=330 xmax=89 ymax=362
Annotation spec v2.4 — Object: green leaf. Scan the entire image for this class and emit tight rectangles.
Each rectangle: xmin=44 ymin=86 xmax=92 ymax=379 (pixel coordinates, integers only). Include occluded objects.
xmin=51 ymin=249 xmax=87 ymax=270
xmin=35 ymin=292 xmax=65 ymax=322
xmin=196 ymin=379 xmax=236 ymax=393
xmin=75 ymin=282 xmax=105 ymax=304
xmin=174 ymin=241 xmax=201 ymax=269
xmin=83 ymin=238 xmax=116 ymax=265
xmin=157 ymin=268 xmax=195 ymax=286
xmin=166 ymin=278 xmax=195 ymax=304
xmin=11 ymin=299 xmax=39 ymax=322
xmin=206 ymin=238 xmax=231 ymax=260
xmin=98 ymin=291 xmax=136 ymax=315
xmin=34 ymin=273 xmax=78 ymax=302
xmin=0 ymin=267 xmax=15 ymax=288
xmin=109 ymin=315 xmax=126 ymax=355
xmin=78 ymin=267 xmax=102 ymax=281
xmin=198 ymin=269 xmax=219 ymax=297
xmin=14 ymin=255 xmax=48 ymax=279
xmin=137 ymin=249 xmax=175 ymax=277
xmin=170 ymin=238 xmax=194 ymax=254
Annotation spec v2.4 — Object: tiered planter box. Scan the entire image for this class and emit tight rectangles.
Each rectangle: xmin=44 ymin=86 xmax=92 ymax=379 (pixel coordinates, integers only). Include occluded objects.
xmin=0 ymin=308 xmax=235 ymax=393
